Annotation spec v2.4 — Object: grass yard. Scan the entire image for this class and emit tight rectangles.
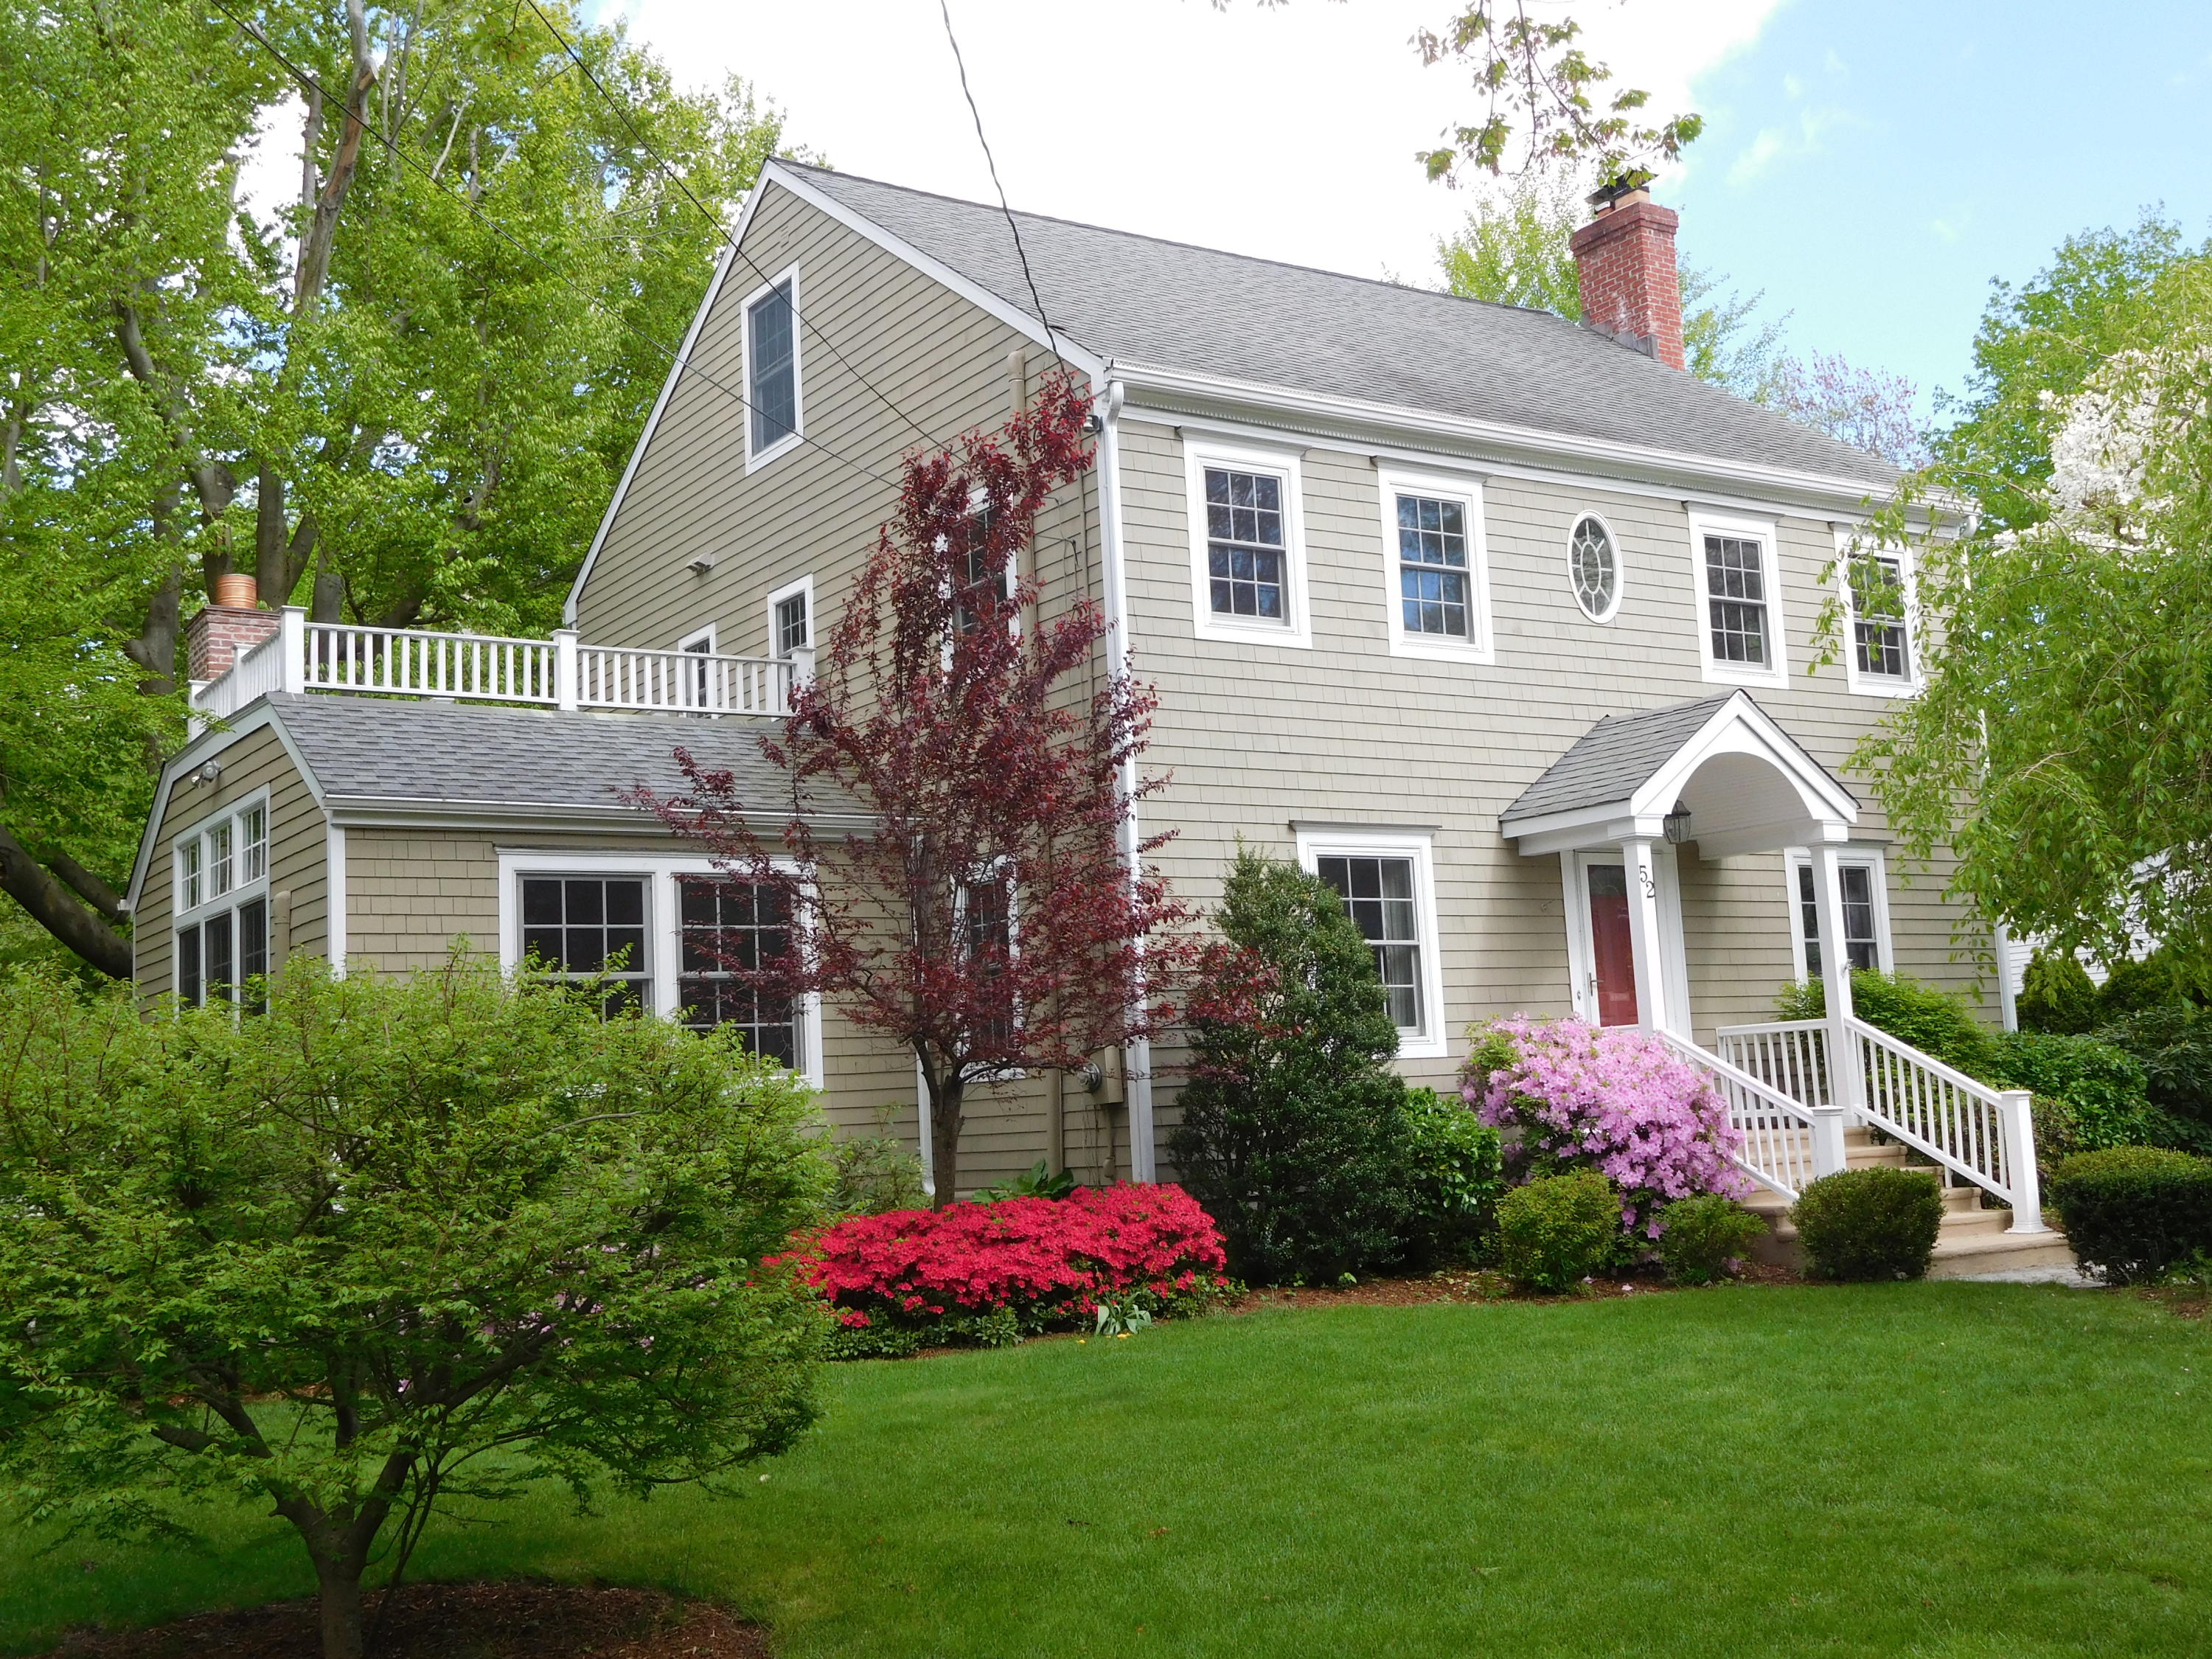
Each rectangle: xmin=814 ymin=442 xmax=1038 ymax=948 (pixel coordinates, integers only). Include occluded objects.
xmin=6 ymin=1284 xmax=2211 ymax=1658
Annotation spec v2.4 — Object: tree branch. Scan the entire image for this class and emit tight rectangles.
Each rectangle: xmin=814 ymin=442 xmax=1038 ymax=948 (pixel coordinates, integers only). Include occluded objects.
xmin=0 ymin=824 xmax=131 ymax=977
xmin=49 ymin=852 xmax=128 ymax=922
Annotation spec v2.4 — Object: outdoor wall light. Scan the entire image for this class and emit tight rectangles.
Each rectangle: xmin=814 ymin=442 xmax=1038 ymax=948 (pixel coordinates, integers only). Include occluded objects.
xmin=1662 ymin=801 xmax=1693 ymax=844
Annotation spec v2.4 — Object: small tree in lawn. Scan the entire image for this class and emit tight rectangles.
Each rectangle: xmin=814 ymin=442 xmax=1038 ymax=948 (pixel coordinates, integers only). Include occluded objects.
xmin=633 ymin=373 xmax=1191 ymax=1204
xmin=0 ymin=956 xmax=829 ymax=1659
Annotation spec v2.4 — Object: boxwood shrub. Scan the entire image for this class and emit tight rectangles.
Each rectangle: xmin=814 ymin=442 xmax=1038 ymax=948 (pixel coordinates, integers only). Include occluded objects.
xmin=1656 ymin=1195 xmax=1770 ymax=1286
xmin=1791 ymin=1167 xmax=1943 ymax=1281
xmin=1496 ymin=1169 xmax=1620 ymax=1293
xmin=2047 ymin=1146 xmax=2212 ymax=1284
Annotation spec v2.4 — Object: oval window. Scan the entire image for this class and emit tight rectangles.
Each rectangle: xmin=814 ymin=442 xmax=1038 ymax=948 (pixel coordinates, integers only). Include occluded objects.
xmin=1568 ymin=514 xmax=1621 ymax=622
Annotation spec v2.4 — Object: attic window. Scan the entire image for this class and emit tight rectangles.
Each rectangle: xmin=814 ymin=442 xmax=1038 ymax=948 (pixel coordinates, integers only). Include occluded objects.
xmin=745 ymin=271 xmax=801 ymax=465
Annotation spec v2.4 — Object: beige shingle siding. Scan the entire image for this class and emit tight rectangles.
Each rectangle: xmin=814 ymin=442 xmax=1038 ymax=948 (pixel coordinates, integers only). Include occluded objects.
xmin=1116 ymin=415 xmax=1983 ymax=1130
xmin=133 ymin=725 xmax=328 ymax=1008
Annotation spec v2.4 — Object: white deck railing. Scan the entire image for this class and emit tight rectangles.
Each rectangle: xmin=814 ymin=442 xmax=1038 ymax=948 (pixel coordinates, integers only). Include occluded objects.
xmin=1658 ymin=1029 xmax=1832 ymax=1202
xmin=1714 ymin=1014 xmax=2044 ymax=1230
xmin=187 ymin=607 xmax=809 ymax=727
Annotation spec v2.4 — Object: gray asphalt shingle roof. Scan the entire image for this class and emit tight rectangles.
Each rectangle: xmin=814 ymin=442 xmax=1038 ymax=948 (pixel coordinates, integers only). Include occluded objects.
xmin=1500 ymin=694 xmax=1741 ymax=825
xmin=791 ymin=164 xmax=1899 ymax=489
xmin=269 ymin=695 xmax=832 ymax=816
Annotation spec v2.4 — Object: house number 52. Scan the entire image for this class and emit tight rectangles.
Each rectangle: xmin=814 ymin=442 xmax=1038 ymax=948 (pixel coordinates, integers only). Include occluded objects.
xmin=1638 ymin=867 xmax=1656 ymax=899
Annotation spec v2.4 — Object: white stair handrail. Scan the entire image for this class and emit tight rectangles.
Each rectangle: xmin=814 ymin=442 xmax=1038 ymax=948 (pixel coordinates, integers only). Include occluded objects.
xmin=1657 ymin=1029 xmax=1837 ymax=1203
xmin=1847 ymin=1016 xmax=2045 ymax=1232
xmin=1714 ymin=1018 xmax=1833 ymax=1111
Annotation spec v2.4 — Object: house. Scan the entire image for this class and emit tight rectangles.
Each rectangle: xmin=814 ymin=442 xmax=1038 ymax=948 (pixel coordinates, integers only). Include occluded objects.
xmin=128 ymin=164 xmax=2067 ymax=1270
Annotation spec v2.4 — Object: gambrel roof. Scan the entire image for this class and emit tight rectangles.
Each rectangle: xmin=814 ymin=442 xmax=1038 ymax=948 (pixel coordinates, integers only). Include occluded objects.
xmin=787 ymin=163 xmax=1899 ymax=490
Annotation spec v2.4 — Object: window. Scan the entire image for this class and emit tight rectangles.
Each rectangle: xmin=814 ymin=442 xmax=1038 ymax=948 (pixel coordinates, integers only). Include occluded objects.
xmin=520 ymin=875 xmax=652 ymax=1014
xmin=677 ymin=625 xmax=717 ymax=709
xmin=1688 ymin=513 xmax=1786 ymax=685
xmin=1183 ymin=442 xmax=1310 ymax=647
xmin=1568 ymin=512 xmax=1622 ymax=622
xmin=1295 ymin=828 xmax=1446 ymax=1057
xmin=743 ymin=270 xmax=801 ymax=467
xmin=954 ymin=503 xmax=1012 ymax=636
xmin=1842 ymin=534 xmax=1919 ymax=693
xmin=765 ymin=574 xmax=814 ymax=660
xmin=678 ymin=876 xmax=797 ymax=1064
xmin=1377 ymin=469 xmax=1492 ymax=661
xmin=1788 ymin=851 xmax=1891 ymax=979
xmin=959 ymin=869 xmax=1018 ymax=1061
xmin=173 ymin=793 xmax=272 ymax=1009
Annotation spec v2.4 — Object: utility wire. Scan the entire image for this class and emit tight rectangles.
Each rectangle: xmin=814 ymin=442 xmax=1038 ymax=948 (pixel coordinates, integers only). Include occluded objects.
xmin=209 ymin=0 xmax=897 ymax=494
xmin=938 ymin=0 xmax=1067 ymax=375
xmin=518 ymin=0 xmax=951 ymax=452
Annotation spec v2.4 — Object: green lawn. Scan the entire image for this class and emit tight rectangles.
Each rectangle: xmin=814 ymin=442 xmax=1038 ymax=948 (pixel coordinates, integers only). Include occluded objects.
xmin=7 ymin=1284 xmax=2211 ymax=1658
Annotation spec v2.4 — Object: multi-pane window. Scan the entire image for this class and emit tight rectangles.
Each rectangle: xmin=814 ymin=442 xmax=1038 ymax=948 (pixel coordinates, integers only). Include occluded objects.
xmin=677 ymin=877 xmax=796 ymax=1063
xmin=1204 ymin=466 xmax=1287 ymax=622
xmin=1315 ymin=854 xmax=1424 ymax=1033
xmin=1795 ymin=860 xmax=1881 ymax=977
xmin=1703 ymin=533 xmax=1771 ymax=666
xmin=961 ymin=872 xmax=1017 ymax=1058
xmin=955 ymin=507 xmax=1010 ymax=636
xmin=174 ymin=798 xmax=271 ymax=1009
xmin=1851 ymin=552 xmax=1912 ymax=681
xmin=520 ymin=876 xmax=651 ymax=1013
xmin=1569 ymin=515 xmax=1619 ymax=620
xmin=747 ymin=277 xmax=798 ymax=456
xmin=775 ymin=591 xmax=810 ymax=655
xmin=1396 ymin=493 xmax=1470 ymax=639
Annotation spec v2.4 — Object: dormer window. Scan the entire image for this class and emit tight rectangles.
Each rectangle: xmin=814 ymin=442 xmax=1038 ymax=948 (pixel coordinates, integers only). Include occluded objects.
xmin=744 ymin=270 xmax=801 ymax=467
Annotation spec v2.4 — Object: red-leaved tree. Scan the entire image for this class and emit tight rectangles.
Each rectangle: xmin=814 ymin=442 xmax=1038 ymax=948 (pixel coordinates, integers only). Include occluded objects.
xmin=631 ymin=374 xmax=1193 ymax=1203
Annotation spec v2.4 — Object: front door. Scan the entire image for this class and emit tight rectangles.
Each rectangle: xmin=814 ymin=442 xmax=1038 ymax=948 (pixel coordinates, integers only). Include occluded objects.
xmin=1579 ymin=859 xmax=1640 ymax=1026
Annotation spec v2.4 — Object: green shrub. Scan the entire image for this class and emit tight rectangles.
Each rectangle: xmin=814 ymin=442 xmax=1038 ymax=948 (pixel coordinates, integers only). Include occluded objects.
xmin=2047 ymin=1146 xmax=2212 ymax=1284
xmin=2018 ymin=951 xmax=2099 ymax=1035
xmin=975 ymin=1159 xmax=1077 ymax=1202
xmin=1988 ymin=1032 xmax=2168 ymax=1153
xmin=1655 ymin=1196 xmax=1770 ymax=1286
xmin=830 ymin=1129 xmax=931 ymax=1215
xmin=1399 ymin=1088 xmax=1504 ymax=1267
xmin=1496 ymin=1169 xmax=1621 ymax=1293
xmin=1774 ymin=970 xmax=1997 ymax=1077
xmin=2096 ymin=947 xmax=2211 ymax=1022
xmin=1791 ymin=1167 xmax=1944 ymax=1281
xmin=1167 ymin=850 xmax=1418 ymax=1284
xmin=2098 ymin=1004 xmax=2212 ymax=1147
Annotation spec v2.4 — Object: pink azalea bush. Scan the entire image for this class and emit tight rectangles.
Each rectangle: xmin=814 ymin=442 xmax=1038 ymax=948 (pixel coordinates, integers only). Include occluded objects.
xmin=1461 ymin=1016 xmax=1750 ymax=1236
xmin=774 ymin=1182 xmax=1228 ymax=1357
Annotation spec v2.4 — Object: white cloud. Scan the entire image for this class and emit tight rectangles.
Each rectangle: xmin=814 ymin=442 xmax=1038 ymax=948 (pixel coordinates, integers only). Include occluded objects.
xmin=602 ymin=0 xmax=1786 ymax=288
xmin=1725 ymin=102 xmax=1860 ymax=187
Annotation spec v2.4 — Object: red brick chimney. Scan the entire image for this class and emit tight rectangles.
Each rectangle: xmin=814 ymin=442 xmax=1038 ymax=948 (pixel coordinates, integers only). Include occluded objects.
xmin=185 ymin=574 xmax=282 ymax=681
xmin=1569 ymin=180 xmax=1686 ymax=370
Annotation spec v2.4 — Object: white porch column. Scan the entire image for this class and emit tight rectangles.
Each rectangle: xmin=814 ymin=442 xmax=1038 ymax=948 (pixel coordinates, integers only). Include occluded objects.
xmin=1622 ymin=838 xmax=1672 ymax=1036
xmin=279 ymin=605 xmax=307 ymax=695
xmin=553 ymin=628 xmax=580 ymax=712
xmin=1811 ymin=841 xmax=1863 ymax=1172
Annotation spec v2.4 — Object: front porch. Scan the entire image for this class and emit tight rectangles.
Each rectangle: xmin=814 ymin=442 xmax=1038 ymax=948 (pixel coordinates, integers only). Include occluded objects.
xmin=1502 ymin=692 xmax=2058 ymax=1265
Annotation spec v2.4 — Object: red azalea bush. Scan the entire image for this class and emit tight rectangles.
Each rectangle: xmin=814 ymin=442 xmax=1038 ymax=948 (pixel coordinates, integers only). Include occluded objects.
xmin=778 ymin=1183 xmax=1229 ymax=1357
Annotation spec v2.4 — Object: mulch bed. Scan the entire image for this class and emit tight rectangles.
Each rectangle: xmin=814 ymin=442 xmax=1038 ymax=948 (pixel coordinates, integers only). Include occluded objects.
xmin=41 ymin=1580 xmax=768 ymax=1659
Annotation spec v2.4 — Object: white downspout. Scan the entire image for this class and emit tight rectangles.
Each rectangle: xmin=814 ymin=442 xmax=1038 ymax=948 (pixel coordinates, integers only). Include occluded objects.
xmin=1095 ymin=376 xmax=1156 ymax=1183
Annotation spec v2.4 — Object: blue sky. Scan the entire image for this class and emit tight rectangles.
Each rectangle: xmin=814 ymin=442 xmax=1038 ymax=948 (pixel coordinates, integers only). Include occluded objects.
xmin=1676 ymin=0 xmax=2212 ymax=409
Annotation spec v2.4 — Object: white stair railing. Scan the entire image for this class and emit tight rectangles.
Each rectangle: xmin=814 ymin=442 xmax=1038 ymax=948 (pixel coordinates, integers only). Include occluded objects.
xmin=192 ymin=628 xmax=287 ymax=723
xmin=1657 ymin=1029 xmax=1836 ymax=1202
xmin=1848 ymin=1016 xmax=2045 ymax=1232
xmin=1715 ymin=1018 xmax=1832 ymax=1110
xmin=305 ymin=621 xmax=560 ymax=703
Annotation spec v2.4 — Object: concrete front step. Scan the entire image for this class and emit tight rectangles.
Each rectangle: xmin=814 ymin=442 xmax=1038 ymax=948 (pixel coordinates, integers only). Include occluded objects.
xmin=1739 ymin=1176 xmax=2074 ymax=1277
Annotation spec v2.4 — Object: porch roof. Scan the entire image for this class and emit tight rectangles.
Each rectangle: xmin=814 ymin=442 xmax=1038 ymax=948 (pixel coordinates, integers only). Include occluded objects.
xmin=1498 ymin=691 xmax=1860 ymax=858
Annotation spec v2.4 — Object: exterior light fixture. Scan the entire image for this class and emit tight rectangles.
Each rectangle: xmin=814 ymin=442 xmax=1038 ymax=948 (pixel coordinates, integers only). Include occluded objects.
xmin=1662 ymin=801 xmax=1693 ymax=844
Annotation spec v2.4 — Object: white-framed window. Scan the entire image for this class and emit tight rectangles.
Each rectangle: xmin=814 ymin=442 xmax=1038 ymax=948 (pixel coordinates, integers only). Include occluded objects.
xmin=1566 ymin=510 xmax=1624 ymax=623
xmin=496 ymin=849 xmax=823 ymax=1085
xmin=1837 ymin=529 xmax=1921 ymax=695
xmin=1375 ymin=466 xmax=1493 ymax=662
xmin=955 ymin=858 xmax=1021 ymax=1074
xmin=742 ymin=266 xmax=802 ymax=470
xmin=1294 ymin=827 xmax=1446 ymax=1059
xmin=1784 ymin=847 xmax=1893 ymax=979
xmin=173 ymin=791 xmax=271 ymax=1009
xmin=765 ymin=574 xmax=813 ymax=657
xmin=1183 ymin=439 xmax=1311 ymax=649
xmin=1688 ymin=511 xmax=1787 ymax=686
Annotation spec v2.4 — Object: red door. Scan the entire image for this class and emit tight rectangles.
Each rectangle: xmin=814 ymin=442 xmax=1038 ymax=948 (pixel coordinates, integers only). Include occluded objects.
xmin=1586 ymin=862 xmax=1640 ymax=1026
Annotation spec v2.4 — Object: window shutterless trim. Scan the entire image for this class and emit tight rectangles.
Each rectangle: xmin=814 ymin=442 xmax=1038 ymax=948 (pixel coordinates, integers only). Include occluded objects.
xmin=495 ymin=847 xmax=824 ymax=1085
xmin=1565 ymin=509 xmax=1626 ymax=624
xmin=1837 ymin=527 xmax=1924 ymax=698
xmin=172 ymin=787 xmax=274 ymax=1007
xmin=1375 ymin=465 xmax=1494 ymax=664
xmin=740 ymin=264 xmax=804 ymax=473
xmin=1686 ymin=509 xmax=1787 ymax=686
xmin=1182 ymin=437 xmax=1312 ymax=649
xmin=1783 ymin=846 xmax=1894 ymax=980
xmin=1293 ymin=826 xmax=1447 ymax=1060
xmin=765 ymin=573 xmax=815 ymax=657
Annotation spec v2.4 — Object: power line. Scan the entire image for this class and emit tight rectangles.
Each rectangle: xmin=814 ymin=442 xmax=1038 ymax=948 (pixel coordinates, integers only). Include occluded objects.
xmin=208 ymin=0 xmax=897 ymax=495
xmin=518 ymin=0 xmax=951 ymax=453
xmin=938 ymin=0 xmax=1066 ymax=375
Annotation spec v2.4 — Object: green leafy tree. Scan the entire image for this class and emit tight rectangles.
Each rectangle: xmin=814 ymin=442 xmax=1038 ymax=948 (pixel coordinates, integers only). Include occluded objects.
xmin=2017 ymin=950 xmax=2100 ymax=1035
xmin=1167 ymin=849 xmax=1416 ymax=1283
xmin=0 ymin=956 xmax=830 ymax=1659
xmin=0 ymin=0 xmax=790 ymax=973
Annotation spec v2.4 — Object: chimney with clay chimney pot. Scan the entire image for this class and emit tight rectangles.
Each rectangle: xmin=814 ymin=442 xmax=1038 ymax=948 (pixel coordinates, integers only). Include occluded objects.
xmin=1568 ymin=180 xmax=1686 ymax=371
xmin=185 ymin=574 xmax=282 ymax=682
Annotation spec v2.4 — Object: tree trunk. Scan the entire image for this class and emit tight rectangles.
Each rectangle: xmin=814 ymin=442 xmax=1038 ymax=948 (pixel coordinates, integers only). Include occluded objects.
xmin=312 ymin=1556 xmax=368 ymax=1659
xmin=921 ymin=1056 xmax=963 ymax=1207
xmin=0 ymin=827 xmax=131 ymax=978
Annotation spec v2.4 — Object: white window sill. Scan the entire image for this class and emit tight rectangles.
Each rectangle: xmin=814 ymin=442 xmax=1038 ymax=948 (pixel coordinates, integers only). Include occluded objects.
xmin=1699 ymin=658 xmax=1787 ymax=689
xmin=1387 ymin=633 xmax=1495 ymax=667
xmin=1192 ymin=614 xmax=1312 ymax=650
xmin=1394 ymin=1030 xmax=1447 ymax=1062
xmin=1844 ymin=672 xmax=1924 ymax=699
xmin=745 ymin=432 xmax=802 ymax=475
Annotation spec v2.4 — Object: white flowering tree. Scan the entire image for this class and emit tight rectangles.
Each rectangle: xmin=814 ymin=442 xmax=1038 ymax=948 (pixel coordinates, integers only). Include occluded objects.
xmin=1855 ymin=254 xmax=2212 ymax=972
